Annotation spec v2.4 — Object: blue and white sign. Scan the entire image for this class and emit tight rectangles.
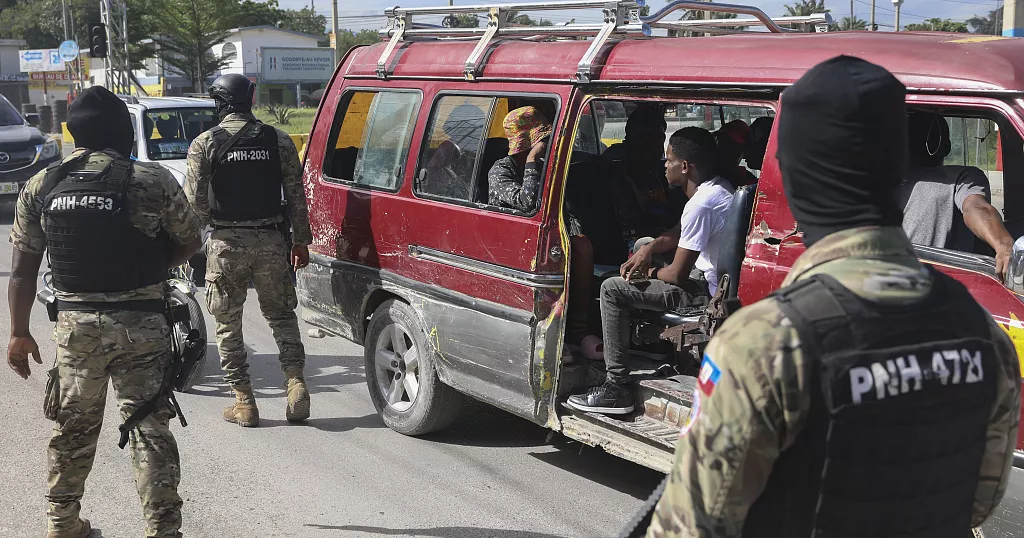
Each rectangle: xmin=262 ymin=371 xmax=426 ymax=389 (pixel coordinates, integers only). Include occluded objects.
xmin=19 ymin=48 xmax=65 ymax=72
xmin=58 ymin=40 xmax=80 ymax=63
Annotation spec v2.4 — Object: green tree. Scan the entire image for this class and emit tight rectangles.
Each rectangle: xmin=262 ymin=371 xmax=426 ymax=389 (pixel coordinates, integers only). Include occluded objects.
xmin=966 ymin=7 xmax=1003 ymax=35
xmin=904 ymin=18 xmax=969 ymax=32
xmin=783 ymin=0 xmax=827 ymax=16
xmin=837 ymin=16 xmax=867 ymax=31
xmin=152 ymin=0 xmax=235 ymax=92
xmin=334 ymin=28 xmax=379 ymax=54
xmin=504 ymin=11 xmax=554 ymax=26
xmin=443 ymin=14 xmax=480 ymax=28
xmin=280 ymin=6 xmax=327 ymax=37
xmin=234 ymin=0 xmax=283 ymax=27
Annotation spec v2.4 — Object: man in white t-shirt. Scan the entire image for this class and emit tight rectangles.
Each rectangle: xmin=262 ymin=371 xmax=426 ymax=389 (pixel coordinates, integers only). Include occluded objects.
xmin=568 ymin=127 xmax=734 ymax=416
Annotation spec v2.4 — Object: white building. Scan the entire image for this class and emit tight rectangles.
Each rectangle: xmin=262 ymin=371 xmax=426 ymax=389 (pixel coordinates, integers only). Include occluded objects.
xmin=90 ymin=25 xmax=330 ymax=106
xmin=0 ymin=39 xmax=29 ymax=108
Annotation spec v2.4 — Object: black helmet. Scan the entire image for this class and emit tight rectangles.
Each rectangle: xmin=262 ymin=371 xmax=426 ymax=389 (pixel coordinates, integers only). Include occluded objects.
xmin=209 ymin=73 xmax=255 ymax=109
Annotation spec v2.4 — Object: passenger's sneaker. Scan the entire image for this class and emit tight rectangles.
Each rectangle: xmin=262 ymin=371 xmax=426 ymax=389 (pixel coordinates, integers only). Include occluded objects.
xmin=566 ymin=382 xmax=635 ymax=415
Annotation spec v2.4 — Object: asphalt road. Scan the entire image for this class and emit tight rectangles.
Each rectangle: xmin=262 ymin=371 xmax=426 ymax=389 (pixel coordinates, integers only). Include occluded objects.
xmin=0 ymin=202 xmax=663 ymax=538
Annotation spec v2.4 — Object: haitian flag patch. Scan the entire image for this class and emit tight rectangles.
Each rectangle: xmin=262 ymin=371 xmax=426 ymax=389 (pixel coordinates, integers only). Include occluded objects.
xmin=697 ymin=354 xmax=721 ymax=397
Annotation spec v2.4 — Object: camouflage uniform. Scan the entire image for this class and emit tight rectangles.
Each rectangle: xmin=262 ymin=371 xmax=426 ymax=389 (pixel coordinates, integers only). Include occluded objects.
xmin=646 ymin=226 xmax=1022 ymax=538
xmin=9 ymin=148 xmax=202 ymax=537
xmin=183 ymin=112 xmax=312 ymax=389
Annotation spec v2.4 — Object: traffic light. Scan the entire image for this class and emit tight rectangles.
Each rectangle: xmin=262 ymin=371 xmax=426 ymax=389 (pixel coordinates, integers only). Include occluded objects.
xmin=89 ymin=23 xmax=107 ymax=58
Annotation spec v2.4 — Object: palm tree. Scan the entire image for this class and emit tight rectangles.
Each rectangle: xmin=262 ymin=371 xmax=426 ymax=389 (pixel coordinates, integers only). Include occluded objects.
xmin=784 ymin=0 xmax=827 ymax=16
xmin=838 ymin=16 xmax=867 ymax=31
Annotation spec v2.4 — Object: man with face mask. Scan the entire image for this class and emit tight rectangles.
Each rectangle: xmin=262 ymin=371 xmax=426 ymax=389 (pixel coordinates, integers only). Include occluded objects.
xmin=643 ymin=55 xmax=1020 ymax=538
xmin=184 ymin=73 xmax=313 ymax=428
xmin=8 ymin=86 xmax=202 ymax=538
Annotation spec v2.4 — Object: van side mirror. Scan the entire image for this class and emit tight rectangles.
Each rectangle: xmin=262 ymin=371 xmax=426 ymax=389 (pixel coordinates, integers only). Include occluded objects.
xmin=24 ymin=113 xmax=40 ymax=127
xmin=1004 ymin=235 xmax=1024 ymax=293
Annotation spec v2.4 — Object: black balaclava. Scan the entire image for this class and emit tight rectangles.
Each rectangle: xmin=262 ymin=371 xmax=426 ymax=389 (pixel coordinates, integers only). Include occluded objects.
xmin=776 ymin=55 xmax=908 ymax=247
xmin=66 ymin=86 xmax=134 ymax=158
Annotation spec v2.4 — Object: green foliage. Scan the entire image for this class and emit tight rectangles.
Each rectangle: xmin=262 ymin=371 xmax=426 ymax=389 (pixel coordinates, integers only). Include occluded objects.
xmin=904 ymin=18 xmax=969 ymax=33
xmin=966 ymin=7 xmax=1003 ymax=35
xmin=443 ymin=14 xmax=480 ymax=29
xmin=837 ymin=16 xmax=867 ymax=31
xmin=254 ymin=106 xmax=314 ymax=134
xmin=783 ymin=0 xmax=827 ymax=17
xmin=334 ymin=29 xmax=380 ymax=53
xmin=153 ymin=0 xmax=235 ymax=92
xmin=261 ymin=102 xmax=293 ymax=125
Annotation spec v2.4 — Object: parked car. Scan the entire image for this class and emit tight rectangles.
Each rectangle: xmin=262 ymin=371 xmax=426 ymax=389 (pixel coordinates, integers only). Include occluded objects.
xmin=0 ymin=93 xmax=62 ymax=201
xmin=296 ymin=3 xmax=1024 ymax=535
xmin=123 ymin=95 xmax=218 ymax=281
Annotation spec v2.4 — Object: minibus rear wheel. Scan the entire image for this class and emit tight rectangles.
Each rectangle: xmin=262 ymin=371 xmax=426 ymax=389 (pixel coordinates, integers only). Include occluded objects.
xmin=364 ymin=299 xmax=464 ymax=435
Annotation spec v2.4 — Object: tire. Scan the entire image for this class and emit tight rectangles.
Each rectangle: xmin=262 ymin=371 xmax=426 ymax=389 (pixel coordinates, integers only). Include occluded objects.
xmin=169 ymin=287 xmax=209 ymax=393
xmin=364 ymin=299 xmax=464 ymax=435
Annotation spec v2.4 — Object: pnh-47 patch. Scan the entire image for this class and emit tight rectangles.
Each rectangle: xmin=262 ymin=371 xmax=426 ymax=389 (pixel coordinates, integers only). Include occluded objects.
xmin=698 ymin=354 xmax=721 ymax=397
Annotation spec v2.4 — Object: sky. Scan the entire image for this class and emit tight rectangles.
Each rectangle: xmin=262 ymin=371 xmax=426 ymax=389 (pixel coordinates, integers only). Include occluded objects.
xmin=275 ymin=0 xmax=1005 ymax=32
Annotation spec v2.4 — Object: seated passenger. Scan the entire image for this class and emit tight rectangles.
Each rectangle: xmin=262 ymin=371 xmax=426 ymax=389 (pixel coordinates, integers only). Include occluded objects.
xmin=714 ymin=119 xmax=757 ymax=187
xmin=600 ymin=106 xmax=682 ymax=247
xmin=899 ymin=111 xmax=1014 ymax=279
xmin=744 ymin=115 xmax=774 ymax=174
xmin=566 ymin=127 xmax=734 ymax=416
xmin=487 ymin=106 xmax=551 ymax=211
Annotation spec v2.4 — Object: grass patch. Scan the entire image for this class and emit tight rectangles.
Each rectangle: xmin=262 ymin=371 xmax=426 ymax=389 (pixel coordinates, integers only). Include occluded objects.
xmin=254 ymin=107 xmax=318 ymax=135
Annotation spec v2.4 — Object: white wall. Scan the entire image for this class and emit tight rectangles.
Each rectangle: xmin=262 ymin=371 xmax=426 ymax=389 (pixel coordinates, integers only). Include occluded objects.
xmin=227 ymin=28 xmax=321 ymax=77
xmin=0 ymin=46 xmax=21 ymax=76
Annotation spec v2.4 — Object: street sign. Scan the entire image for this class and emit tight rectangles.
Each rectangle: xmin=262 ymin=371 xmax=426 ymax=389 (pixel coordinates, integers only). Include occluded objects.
xmin=19 ymin=48 xmax=64 ymax=72
xmin=58 ymin=40 xmax=80 ymax=62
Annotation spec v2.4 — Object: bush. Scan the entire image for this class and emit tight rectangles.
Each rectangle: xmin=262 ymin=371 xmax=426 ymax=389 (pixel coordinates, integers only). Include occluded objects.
xmin=262 ymin=103 xmax=294 ymax=126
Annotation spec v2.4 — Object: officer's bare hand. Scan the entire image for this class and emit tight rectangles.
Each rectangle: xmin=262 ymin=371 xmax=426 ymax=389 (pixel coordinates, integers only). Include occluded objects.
xmin=291 ymin=244 xmax=310 ymax=271
xmin=996 ymin=248 xmax=1011 ymax=283
xmin=8 ymin=335 xmax=41 ymax=380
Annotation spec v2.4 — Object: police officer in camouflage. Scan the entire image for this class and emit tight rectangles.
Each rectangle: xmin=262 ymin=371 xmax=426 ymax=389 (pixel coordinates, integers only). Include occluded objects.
xmin=184 ymin=73 xmax=313 ymax=428
xmin=7 ymin=86 xmax=202 ymax=538
xmin=646 ymin=55 xmax=1021 ymax=538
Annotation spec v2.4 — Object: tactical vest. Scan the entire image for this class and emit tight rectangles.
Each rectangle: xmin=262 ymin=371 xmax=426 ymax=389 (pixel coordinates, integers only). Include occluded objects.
xmin=209 ymin=120 xmax=283 ymax=222
xmin=40 ymin=152 xmax=169 ymax=294
xmin=742 ymin=270 xmax=998 ymax=538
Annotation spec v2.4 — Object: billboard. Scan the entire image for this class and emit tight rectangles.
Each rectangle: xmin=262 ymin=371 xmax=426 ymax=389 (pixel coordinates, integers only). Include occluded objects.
xmin=19 ymin=48 xmax=65 ymax=72
xmin=260 ymin=47 xmax=335 ymax=83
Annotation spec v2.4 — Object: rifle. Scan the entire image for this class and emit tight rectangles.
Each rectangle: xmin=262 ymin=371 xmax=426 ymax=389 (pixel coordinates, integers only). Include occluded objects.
xmin=117 ymin=302 xmax=204 ymax=449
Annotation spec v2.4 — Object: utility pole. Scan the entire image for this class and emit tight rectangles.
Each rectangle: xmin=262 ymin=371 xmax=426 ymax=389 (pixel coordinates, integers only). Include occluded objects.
xmin=61 ymin=0 xmax=69 ymax=41
xmin=850 ymin=0 xmax=854 ymax=29
xmin=332 ymin=0 xmax=340 ymax=65
xmin=870 ymin=0 xmax=876 ymax=30
xmin=892 ymin=0 xmax=903 ymax=31
xmin=100 ymin=0 xmax=131 ymax=94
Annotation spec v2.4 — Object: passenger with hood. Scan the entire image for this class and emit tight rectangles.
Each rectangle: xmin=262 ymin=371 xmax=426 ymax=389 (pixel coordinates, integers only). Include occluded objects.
xmin=184 ymin=73 xmax=313 ymax=428
xmin=7 ymin=86 xmax=202 ymax=538
xmin=899 ymin=110 xmax=1014 ymax=279
xmin=644 ymin=55 xmax=1020 ymax=538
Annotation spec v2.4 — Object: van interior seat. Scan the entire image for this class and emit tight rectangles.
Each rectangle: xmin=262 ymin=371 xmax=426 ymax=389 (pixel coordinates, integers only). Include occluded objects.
xmin=715 ymin=182 xmax=758 ymax=299
xmin=654 ymin=182 xmax=757 ymax=328
xmin=475 ymin=137 xmax=510 ymax=204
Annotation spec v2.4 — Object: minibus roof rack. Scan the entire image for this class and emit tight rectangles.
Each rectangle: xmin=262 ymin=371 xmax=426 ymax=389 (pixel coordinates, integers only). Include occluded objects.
xmin=375 ymin=1 xmax=832 ymax=82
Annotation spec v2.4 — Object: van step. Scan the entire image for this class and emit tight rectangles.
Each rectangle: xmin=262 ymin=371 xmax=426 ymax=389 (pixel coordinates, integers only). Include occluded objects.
xmin=635 ymin=377 xmax=696 ymax=432
xmin=562 ymin=402 xmax=681 ymax=450
xmin=556 ymin=374 xmax=698 ymax=472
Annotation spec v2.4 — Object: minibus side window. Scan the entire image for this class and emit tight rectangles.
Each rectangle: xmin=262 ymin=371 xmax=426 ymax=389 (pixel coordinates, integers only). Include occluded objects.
xmin=322 ymin=90 xmax=421 ymax=191
xmin=415 ymin=95 xmax=493 ymax=202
